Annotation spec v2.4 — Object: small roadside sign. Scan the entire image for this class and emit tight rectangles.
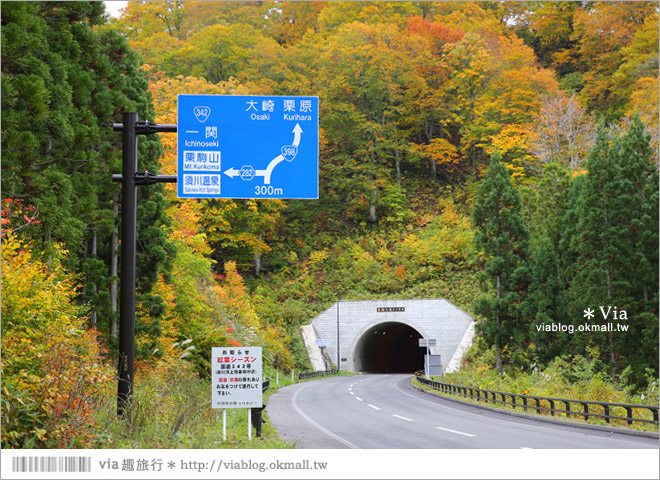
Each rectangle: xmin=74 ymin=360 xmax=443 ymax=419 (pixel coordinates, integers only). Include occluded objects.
xmin=178 ymin=95 xmax=319 ymax=199
xmin=212 ymin=346 xmax=263 ymax=409
xmin=315 ymin=339 xmax=329 ymax=348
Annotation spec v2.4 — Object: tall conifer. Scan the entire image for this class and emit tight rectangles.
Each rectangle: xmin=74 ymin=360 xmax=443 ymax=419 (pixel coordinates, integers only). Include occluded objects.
xmin=472 ymin=149 xmax=530 ymax=372
xmin=1 ymin=2 xmax=170 ymax=351
xmin=569 ymin=120 xmax=658 ymax=382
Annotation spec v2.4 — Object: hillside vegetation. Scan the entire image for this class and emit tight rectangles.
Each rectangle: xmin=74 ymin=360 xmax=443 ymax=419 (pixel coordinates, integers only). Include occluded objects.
xmin=1 ymin=1 xmax=658 ymax=447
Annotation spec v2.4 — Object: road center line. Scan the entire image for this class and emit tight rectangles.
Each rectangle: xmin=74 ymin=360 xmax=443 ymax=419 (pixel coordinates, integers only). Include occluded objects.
xmin=435 ymin=426 xmax=475 ymax=437
xmin=349 ymin=391 xmax=355 ymax=396
xmin=393 ymin=414 xmax=413 ymax=422
xmin=355 ymin=396 xmax=363 ymax=402
xmin=367 ymin=404 xmax=381 ymax=410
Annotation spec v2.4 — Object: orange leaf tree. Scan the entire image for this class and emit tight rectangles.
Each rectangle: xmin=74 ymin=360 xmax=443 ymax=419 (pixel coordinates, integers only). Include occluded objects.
xmin=1 ymin=234 xmax=113 ymax=448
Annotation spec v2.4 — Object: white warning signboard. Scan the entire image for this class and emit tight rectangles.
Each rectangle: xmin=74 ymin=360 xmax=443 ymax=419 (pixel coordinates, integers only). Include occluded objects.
xmin=211 ymin=346 xmax=263 ymax=409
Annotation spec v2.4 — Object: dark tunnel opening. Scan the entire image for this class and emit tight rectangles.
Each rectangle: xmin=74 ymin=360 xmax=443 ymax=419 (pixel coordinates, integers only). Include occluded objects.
xmin=355 ymin=322 xmax=426 ymax=373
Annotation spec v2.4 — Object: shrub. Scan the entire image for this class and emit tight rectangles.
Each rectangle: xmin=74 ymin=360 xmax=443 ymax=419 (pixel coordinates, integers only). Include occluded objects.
xmin=1 ymin=234 xmax=113 ymax=448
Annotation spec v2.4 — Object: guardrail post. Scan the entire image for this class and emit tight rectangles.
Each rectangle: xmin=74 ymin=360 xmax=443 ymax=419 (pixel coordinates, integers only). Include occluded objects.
xmin=603 ymin=404 xmax=610 ymax=424
xmin=534 ymin=398 xmax=541 ymax=415
xmin=549 ymin=399 xmax=555 ymax=416
xmin=581 ymin=402 xmax=589 ymax=421
xmin=651 ymin=407 xmax=658 ymax=424
xmin=564 ymin=401 xmax=571 ymax=418
xmin=251 ymin=408 xmax=265 ymax=437
xmin=625 ymin=406 xmax=633 ymax=426
xmin=522 ymin=396 xmax=528 ymax=412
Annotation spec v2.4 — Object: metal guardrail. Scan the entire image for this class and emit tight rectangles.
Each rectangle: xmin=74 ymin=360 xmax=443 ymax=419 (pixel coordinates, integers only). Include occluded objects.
xmin=262 ymin=379 xmax=270 ymax=392
xmin=416 ymin=374 xmax=659 ymax=427
xmin=298 ymin=369 xmax=339 ymax=381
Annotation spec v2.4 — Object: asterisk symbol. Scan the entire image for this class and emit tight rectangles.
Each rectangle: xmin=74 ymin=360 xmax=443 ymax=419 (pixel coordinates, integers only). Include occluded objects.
xmin=167 ymin=461 xmax=176 ymax=469
xmin=583 ymin=308 xmax=595 ymax=319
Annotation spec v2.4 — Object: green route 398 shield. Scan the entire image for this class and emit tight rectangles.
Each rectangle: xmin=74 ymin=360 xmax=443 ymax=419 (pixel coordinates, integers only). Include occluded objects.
xmin=177 ymin=95 xmax=319 ymax=199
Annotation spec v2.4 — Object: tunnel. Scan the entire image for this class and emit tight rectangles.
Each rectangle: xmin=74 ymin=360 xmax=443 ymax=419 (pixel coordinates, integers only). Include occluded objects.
xmin=354 ymin=322 xmax=426 ymax=373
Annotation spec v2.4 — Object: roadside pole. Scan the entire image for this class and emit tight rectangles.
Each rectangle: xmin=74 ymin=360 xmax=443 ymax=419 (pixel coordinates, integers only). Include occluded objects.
xmin=117 ymin=112 xmax=137 ymax=415
xmin=223 ymin=409 xmax=227 ymax=441
xmin=110 ymin=113 xmax=176 ymax=416
xmin=248 ymin=409 xmax=252 ymax=441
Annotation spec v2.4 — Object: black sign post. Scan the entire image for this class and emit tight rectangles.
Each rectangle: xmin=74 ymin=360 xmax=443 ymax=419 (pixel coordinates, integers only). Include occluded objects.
xmin=110 ymin=112 xmax=176 ymax=416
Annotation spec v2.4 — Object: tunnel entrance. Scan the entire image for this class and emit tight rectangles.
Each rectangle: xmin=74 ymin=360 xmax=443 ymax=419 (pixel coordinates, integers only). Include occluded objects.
xmin=354 ymin=322 xmax=426 ymax=373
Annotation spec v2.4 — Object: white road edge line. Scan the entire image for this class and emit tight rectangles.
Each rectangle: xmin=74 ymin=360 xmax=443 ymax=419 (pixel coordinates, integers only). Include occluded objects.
xmin=393 ymin=414 xmax=413 ymax=422
xmin=367 ymin=404 xmax=381 ymax=410
xmin=394 ymin=376 xmax=651 ymax=447
xmin=291 ymin=383 xmax=361 ymax=449
xmin=435 ymin=426 xmax=475 ymax=437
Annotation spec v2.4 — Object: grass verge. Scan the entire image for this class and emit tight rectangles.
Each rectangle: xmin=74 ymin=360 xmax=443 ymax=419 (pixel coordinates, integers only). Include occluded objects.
xmin=94 ymin=366 xmax=292 ymax=448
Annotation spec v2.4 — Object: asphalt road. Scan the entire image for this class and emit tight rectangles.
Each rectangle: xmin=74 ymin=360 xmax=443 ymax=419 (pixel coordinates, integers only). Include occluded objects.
xmin=266 ymin=374 xmax=659 ymax=449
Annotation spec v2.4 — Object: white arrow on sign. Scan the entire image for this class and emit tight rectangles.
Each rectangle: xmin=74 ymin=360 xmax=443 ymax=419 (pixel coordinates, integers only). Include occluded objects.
xmin=292 ymin=123 xmax=302 ymax=147
xmin=224 ymin=167 xmax=240 ymax=178
xmin=223 ymin=123 xmax=303 ymax=185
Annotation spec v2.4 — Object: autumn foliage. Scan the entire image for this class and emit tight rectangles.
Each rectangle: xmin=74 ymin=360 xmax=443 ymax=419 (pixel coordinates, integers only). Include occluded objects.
xmin=1 ymin=233 xmax=113 ymax=448
xmin=1 ymin=1 xmax=658 ymax=449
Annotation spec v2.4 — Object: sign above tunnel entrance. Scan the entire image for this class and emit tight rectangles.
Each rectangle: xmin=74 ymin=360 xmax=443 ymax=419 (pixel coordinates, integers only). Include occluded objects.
xmin=377 ymin=307 xmax=405 ymax=313
xmin=177 ymin=94 xmax=319 ymax=199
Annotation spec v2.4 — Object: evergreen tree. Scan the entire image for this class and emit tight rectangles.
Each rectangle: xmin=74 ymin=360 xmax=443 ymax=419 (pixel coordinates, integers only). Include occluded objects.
xmin=1 ymin=1 xmax=170 ymax=352
xmin=472 ymin=149 xmax=530 ymax=372
xmin=569 ymin=128 xmax=625 ymax=376
xmin=614 ymin=118 xmax=658 ymax=385
xmin=568 ymin=120 xmax=658 ymax=383
xmin=557 ymin=174 xmax=584 ymax=294
xmin=526 ymin=161 xmax=572 ymax=250
xmin=524 ymin=235 xmax=569 ymax=366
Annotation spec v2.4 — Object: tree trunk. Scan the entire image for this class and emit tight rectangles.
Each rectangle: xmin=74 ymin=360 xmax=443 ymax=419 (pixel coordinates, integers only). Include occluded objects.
xmin=394 ymin=148 xmax=401 ymax=189
xmin=254 ymin=236 xmax=262 ymax=275
xmin=496 ymin=275 xmax=503 ymax=373
xmin=90 ymin=228 xmax=98 ymax=328
xmin=110 ymin=192 xmax=119 ymax=340
xmin=368 ymin=185 xmax=378 ymax=223
xmin=425 ymin=118 xmax=437 ymax=180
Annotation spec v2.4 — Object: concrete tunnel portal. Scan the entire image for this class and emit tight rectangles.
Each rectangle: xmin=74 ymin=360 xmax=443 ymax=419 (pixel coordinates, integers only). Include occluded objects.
xmin=354 ymin=322 xmax=425 ymax=373
xmin=305 ymin=299 xmax=475 ymax=374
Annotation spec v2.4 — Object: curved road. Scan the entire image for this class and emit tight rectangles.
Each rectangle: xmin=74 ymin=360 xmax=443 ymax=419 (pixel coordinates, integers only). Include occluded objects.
xmin=266 ymin=374 xmax=658 ymax=449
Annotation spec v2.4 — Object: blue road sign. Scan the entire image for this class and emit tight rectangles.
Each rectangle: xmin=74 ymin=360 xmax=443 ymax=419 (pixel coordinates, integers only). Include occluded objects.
xmin=177 ymin=95 xmax=319 ymax=199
